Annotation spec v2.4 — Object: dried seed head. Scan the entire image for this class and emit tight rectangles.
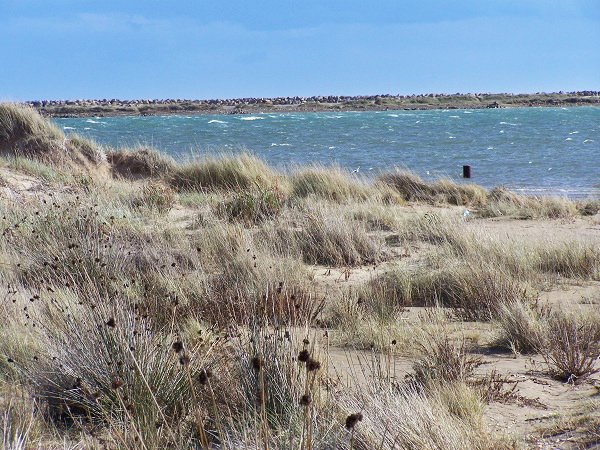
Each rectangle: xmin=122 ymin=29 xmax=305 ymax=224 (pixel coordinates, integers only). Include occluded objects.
xmin=345 ymin=413 xmax=363 ymax=429
xmin=298 ymin=349 xmax=310 ymax=363
xmin=172 ymin=341 xmax=184 ymax=353
xmin=198 ymin=368 xmax=213 ymax=385
xmin=105 ymin=318 xmax=116 ymax=328
xmin=299 ymin=394 xmax=312 ymax=406
xmin=306 ymin=358 xmax=321 ymax=372
xmin=111 ymin=378 xmax=123 ymax=390
xmin=251 ymin=356 xmax=262 ymax=371
xmin=179 ymin=355 xmax=190 ymax=365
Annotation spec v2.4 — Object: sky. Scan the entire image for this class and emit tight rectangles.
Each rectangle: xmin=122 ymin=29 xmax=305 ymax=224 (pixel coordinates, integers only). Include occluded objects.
xmin=0 ymin=0 xmax=599 ymax=100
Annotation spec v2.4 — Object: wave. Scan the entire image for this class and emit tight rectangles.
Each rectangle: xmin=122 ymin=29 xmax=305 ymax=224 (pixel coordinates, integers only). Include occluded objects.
xmin=583 ymin=139 xmax=594 ymax=143
xmin=569 ymin=131 xmax=579 ymax=134
xmin=387 ymin=114 xmax=399 ymax=118
xmin=208 ymin=119 xmax=227 ymax=124
xmin=85 ymin=119 xmax=106 ymax=124
xmin=565 ymin=137 xmax=573 ymax=141
xmin=449 ymin=115 xmax=460 ymax=118
xmin=63 ymin=126 xmax=76 ymax=130
xmin=270 ymin=143 xmax=291 ymax=147
xmin=499 ymin=122 xmax=518 ymax=126
xmin=239 ymin=116 xmax=264 ymax=121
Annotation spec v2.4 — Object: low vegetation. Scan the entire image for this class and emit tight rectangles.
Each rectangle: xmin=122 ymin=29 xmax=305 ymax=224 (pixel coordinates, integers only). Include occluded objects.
xmin=0 ymin=103 xmax=599 ymax=448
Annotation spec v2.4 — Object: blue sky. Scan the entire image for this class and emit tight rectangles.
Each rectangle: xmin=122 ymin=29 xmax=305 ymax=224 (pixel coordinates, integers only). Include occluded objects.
xmin=1 ymin=0 xmax=598 ymax=100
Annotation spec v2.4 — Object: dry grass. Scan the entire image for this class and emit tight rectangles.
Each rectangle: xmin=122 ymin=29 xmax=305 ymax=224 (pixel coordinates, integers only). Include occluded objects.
xmin=1 ymin=108 xmax=599 ymax=448
xmin=478 ymin=187 xmax=578 ymax=219
xmin=538 ymin=309 xmax=600 ymax=383
xmin=0 ymin=103 xmax=105 ymax=172
xmin=289 ymin=166 xmax=371 ymax=202
xmin=378 ymin=170 xmax=488 ymax=206
xmin=107 ymin=146 xmax=176 ymax=179
xmin=168 ymin=152 xmax=283 ymax=192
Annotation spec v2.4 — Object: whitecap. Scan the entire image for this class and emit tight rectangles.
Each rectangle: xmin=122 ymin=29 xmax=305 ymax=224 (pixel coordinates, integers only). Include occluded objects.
xmin=449 ymin=115 xmax=460 ymax=118
xmin=569 ymin=131 xmax=579 ymax=134
xmin=448 ymin=136 xmax=456 ymax=139
xmin=208 ymin=119 xmax=227 ymax=124
xmin=499 ymin=130 xmax=505 ymax=133
xmin=583 ymin=139 xmax=594 ymax=143
xmin=565 ymin=137 xmax=573 ymax=141
xmin=487 ymin=146 xmax=494 ymax=150
xmin=463 ymin=111 xmax=473 ymax=114
xmin=499 ymin=122 xmax=518 ymax=126
xmin=239 ymin=116 xmax=263 ymax=121
xmin=63 ymin=126 xmax=76 ymax=130
xmin=328 ymin=146 xmax=336 ymax=149
xmin=84 ymin=127 xmax=91 ymax=130
xmin=415 ymin=120 xmax=421 ymax=123
xmin=387 ymin=114 xmax=399 ymax=118
xmin=85 ymin=119 xmax=106 ymax=124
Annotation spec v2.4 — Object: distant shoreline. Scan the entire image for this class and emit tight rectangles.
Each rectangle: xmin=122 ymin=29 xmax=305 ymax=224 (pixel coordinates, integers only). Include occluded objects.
xmin=24 ymin=91 xmax=600 ymax=118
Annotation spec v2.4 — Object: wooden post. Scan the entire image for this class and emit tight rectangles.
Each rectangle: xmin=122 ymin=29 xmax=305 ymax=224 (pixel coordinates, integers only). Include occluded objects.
xmin=462 ymin=165 xmax=471 ymax=179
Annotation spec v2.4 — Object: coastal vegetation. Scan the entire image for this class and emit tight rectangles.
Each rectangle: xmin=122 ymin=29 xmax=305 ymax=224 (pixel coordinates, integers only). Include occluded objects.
xmin=1 ymin=103 xmax=599 ymax=449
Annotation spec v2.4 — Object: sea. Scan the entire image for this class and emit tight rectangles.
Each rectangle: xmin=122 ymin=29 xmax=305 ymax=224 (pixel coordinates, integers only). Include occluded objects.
xmin=55 ymin=107 xmax=600 ymax=198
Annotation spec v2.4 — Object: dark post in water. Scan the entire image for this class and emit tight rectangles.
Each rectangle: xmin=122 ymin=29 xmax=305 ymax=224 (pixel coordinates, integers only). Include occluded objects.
xmin=463 ymin=165 xmax=471 ymax=179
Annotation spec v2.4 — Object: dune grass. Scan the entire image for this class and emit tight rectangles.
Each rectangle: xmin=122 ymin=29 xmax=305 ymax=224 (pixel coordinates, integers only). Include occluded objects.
xmin=1 ymin=103 xmax=599 ymax=448
xmin=0 ymin=103 xmax=105 ymax=171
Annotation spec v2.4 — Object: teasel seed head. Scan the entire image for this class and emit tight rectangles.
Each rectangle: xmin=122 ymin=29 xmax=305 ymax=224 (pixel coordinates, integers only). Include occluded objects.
xmin=299 ymin=394 xmax=312 ymax=406
xmin=345 ymin=413 xmax=363 ymax=429
xmin=298 ymin=349 xmax=310 ymax=363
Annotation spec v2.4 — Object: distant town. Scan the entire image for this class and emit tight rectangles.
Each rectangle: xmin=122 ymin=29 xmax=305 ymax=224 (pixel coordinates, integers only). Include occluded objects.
xmin=25 ymin=91 xmax=600 ymax=117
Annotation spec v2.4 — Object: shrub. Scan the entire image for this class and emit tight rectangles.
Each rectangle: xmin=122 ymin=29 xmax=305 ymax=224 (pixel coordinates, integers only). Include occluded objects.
xmin=538 ymin=310 xmax=600 ymax=383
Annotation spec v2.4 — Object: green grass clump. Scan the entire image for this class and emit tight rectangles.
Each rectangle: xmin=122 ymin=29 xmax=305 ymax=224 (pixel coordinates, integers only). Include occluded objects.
xmin=479 ymin=187 xmax=577 ymax=219
xmin=289 ymin=166 xmax=371 ymax=202
xmin=169 ymin=153 xmax=283 ymax=192
xmin=129 ymin=181 xmax=177 ymax=214
xmin=378 ymin=170 xmax=487 ymax=206
xmin=0 ymin=103 xmax=105 ymax=170
xmin=108 ymin=146 xmax=176 ymax=179
xmin=217 ymin=184 xmax=287 ymax=224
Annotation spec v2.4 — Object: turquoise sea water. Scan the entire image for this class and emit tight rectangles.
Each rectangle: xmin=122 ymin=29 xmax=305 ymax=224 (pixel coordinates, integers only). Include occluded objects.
xmin=55 ymin=107 xmax=600 ymax=197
